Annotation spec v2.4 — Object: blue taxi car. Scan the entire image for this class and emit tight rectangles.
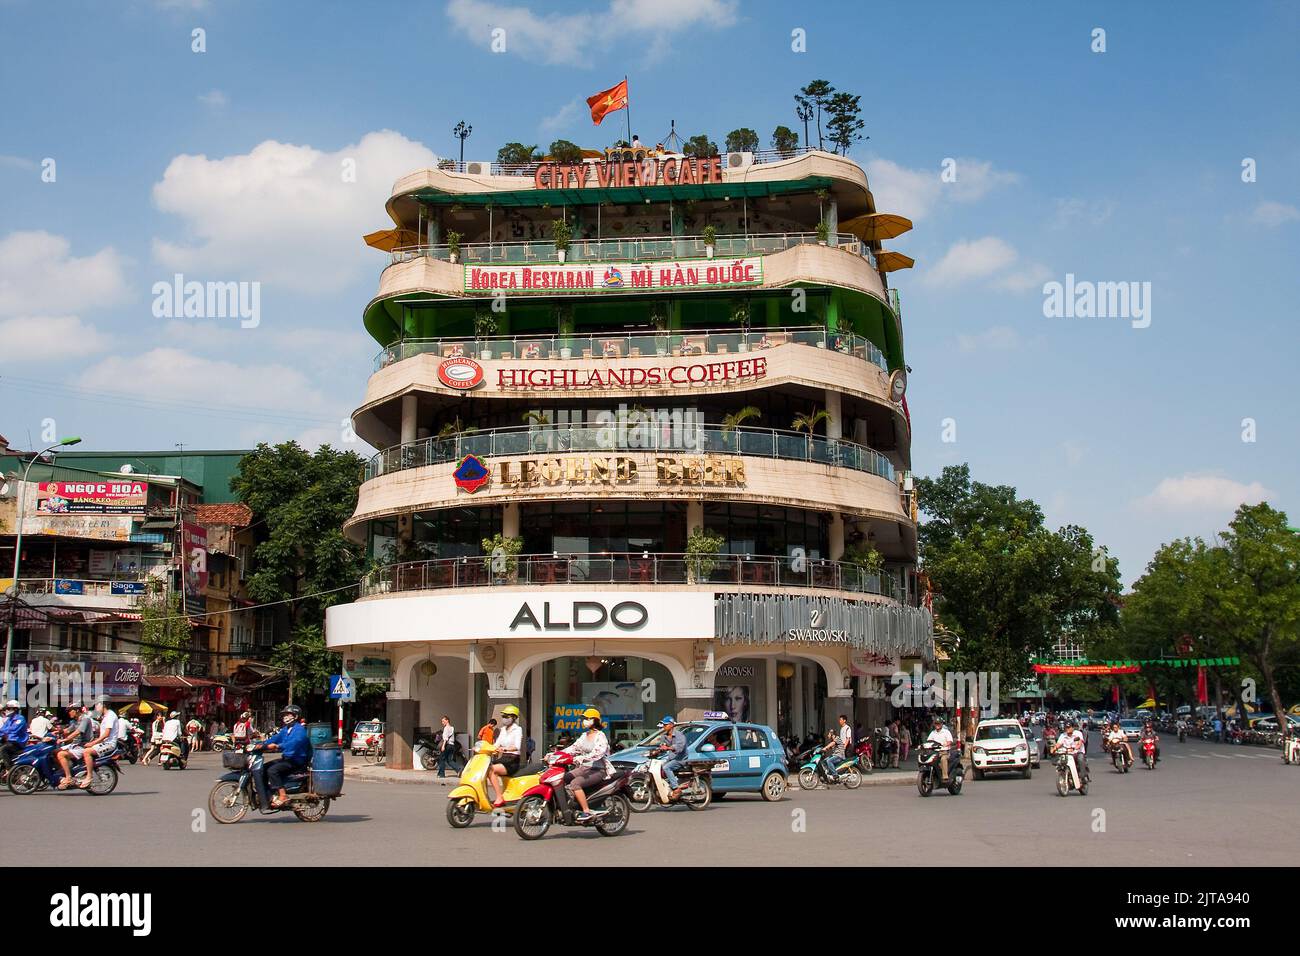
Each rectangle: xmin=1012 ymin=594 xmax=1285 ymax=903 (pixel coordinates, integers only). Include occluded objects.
xmin=610 ymin=714 xmax=788 ymax=801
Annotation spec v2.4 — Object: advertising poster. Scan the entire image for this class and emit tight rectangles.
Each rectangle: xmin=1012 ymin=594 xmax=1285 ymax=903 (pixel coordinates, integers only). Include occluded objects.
xmin=182 ymin=522 xmax=209 ymax=596
xmin=713 ymin=684 xmax=751 ymax=722
xmin=581 ymin=681 xmax=643 ymax=721
xmin=34 ymin=481 xmax=148 ymax=515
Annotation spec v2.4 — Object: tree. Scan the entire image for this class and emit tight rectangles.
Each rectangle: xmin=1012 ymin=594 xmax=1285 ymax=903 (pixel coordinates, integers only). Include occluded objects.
xmin=771 ymin=125 xmax=799 ymax=157
xmin=826 ymin=91 xmax=866 ymax=155
xmin=915 ymin=464 xmax=1122 ymax=688
xmin=139 ymin=582 xmax=190 ymax=670
xmin=791 ymin=408 xmax=832 ymax=436
xmin=797 ymin=80 xmax=836 ymax=150
xmin=230 ymin=442 xmax=368 ymax=703
xmin=497 ymin=142 xmax=539 ymax=165
xmin=683 ymin=135 xmax=718 ymax=158
xmin=270 ymin=624 xmax=335 ymax=706
xmin=793 ymin=100 xmax=814 ymax=151
xmin=724 ymin=128 xmax=759 ymax=154
xmin=548 ymin=139 xmax=582 ymax=163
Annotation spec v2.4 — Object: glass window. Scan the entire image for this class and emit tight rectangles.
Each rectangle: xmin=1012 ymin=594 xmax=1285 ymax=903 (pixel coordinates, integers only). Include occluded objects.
xmin=740 ymin=728 xmax=769 ymax=750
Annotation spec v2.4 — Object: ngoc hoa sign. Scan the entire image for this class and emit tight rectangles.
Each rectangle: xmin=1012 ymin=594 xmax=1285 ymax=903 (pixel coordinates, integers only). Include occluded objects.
xmin=465 ymin=257 xmax=762 ymax=295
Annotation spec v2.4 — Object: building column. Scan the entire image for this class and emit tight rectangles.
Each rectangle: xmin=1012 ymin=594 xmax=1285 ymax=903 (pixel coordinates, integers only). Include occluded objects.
xmin=528 ymin=663 xmax=544 ymax=750
xmin=385 ymin=693 xmax=417 ymax=770
xmin=765 ymin=659 xmax=779 ymax=732
xmin=400 ymin=394 xmax=418 ymax=446
xmin=686 ymin=499 xmax=704 ymax=536
xmin=502 ymin=502 xmax=520 ymax=540
xmin=824 ymin=388 xmax=841 ymax=440
xmin=829 ymin=513 xmax=845 ymax=561
xmin=827 ymin=198 xmax=839 ymax=240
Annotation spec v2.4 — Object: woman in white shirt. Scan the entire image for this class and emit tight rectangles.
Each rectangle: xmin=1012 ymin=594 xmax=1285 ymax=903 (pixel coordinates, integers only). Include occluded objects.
xmin=562 ymin=707 xmax=612 ymax=821
xmin=487 ymin=705 xmax=524 ymax=807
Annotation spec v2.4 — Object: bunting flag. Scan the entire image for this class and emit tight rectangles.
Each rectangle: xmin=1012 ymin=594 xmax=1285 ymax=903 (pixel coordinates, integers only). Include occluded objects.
xmin=1196 ymin=666 xmax=1209 ymax=705
xmin=586 ymin=79 xmax=628 ymax=125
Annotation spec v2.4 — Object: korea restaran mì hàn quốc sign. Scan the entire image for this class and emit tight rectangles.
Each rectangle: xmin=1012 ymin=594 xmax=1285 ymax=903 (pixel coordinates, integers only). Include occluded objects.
xmin=465 ymin=257 xmax=762 ymax=294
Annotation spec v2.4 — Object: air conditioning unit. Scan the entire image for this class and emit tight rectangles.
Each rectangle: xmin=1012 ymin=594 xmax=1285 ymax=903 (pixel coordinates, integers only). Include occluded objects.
xmin=465 ymin=161 xmax=491 ymax=176
xmin=725 ymin=151 xmax=754 ymax=171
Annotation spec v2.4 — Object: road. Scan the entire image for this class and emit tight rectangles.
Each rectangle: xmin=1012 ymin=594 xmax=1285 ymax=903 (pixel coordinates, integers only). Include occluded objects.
xmin=1 ymin=734 xmax=1294 ymax=866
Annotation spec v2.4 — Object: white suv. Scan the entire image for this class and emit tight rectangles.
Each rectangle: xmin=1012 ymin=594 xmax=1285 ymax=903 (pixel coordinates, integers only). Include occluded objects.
xmin=971 ymin=719 xmax=1033 ymax=779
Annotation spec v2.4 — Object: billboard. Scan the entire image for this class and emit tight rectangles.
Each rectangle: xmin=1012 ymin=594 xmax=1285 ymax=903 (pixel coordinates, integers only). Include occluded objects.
xmin=33 ymin=481 xmax=148 ymax=515
xmin=465 ymin=257 xmax=763 ymax=295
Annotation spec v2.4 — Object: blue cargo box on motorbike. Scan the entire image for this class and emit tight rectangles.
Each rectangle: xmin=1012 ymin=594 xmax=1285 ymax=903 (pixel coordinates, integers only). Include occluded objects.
xmin=310 ymin=743 xmax=344 ymax=796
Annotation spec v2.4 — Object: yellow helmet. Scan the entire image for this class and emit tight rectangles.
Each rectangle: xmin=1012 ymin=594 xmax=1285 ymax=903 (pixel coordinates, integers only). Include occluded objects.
xmin=500 ymin=705 xmax=520 ymax=719
xmin=581 ymin=707 xmax=602 ymax=720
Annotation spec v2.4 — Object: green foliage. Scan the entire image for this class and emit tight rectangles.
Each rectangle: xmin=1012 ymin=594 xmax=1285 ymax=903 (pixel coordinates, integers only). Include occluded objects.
xmin=701 ymin=225 xmax=717 ymax=247
xmin=686 ymin=528 xmax=725 ymax=582
xmin=497 ymin=142 xmax=539 ymax=165
xmin=724 ymin=128 xmax=759 ymax=153
xmin=791 ymin=408 xmax=831 ymax=436
xmin=815 ymin=219 xmax=830 ymax=243
xmin=269 ymin=624 xmax=336 ymax=704
xmin=548 ymin=139 xmax=583 ymax=163
xmin=826 ymin=91 xmax=866 ymax=155
xmin=683 ymin=134 xmax=718 ymax=158
xmin=796 ymin=80 xmax=836 ymax=149
xmin=474 ymin=308 xmax=498 ymax=339
xmin=842 ymin=544 xmax=884 ymax=575
xmin=550 ymin=217 xmax=572 ymax=250
xmin=770 ymin=125 xmax=799 ymax=156
xmin=445 ymin=230 xmax=462 ymax=257
xmin=720 ymin=406 xmax=761 ymax=435
xmin=915 ymin=464 xmax=1122 ymax=686
xmin=481 ymin=533 xmax=524 ymax=579
xmin=139 ymin=582 xmax=190 ymax=670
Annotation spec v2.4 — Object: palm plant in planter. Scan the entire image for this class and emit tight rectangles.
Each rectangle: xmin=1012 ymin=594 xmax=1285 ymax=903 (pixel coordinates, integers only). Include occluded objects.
xmin=522 ymin=409 xmax=551 ymax=451
xmin=650 ymin=303 xmax=670 ymax=355
xmin=720 ymin=405 xmax=760 ymax=451
xmin=474 ymin=308 xmax=498 ymax=359
xmin=702 ymin=225 xmax=717 ymax=259
xmin=481 ymin=532 xmax=524 ymax=583
xmin=815 ymin=219 xmax=830 ymax=245
xmin=842 ymin=543 xmax=884 ymax=592
xmin=731 ymin=299 xmax=751 ymax=351
xmin=446 ymin=230 xmax=463 ymax=264
xmin=792 ymin=408 xmax=832 ymax=458
xmin=551 ymin=217 xmax=572 ymax=263
xmin=554 ymin=304 xmax=575 ymax=358
xmin=685 ymin=527 xmax=725 ymax=584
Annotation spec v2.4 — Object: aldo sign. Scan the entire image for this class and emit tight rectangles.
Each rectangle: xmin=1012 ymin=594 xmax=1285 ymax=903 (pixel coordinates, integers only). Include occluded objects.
xmin=510 ymin=599 xmax=648 ymax=632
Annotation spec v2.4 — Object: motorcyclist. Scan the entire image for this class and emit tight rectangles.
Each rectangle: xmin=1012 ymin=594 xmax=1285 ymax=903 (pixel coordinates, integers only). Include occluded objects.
xmin=487 ymin=704 xmax=523 ymax=808
xmin=1176 ymin=717 xmax=1187 ymax=742
xmin=1106 ymin=720 xmax=1133 ymax=766
xmin=0 ymin=700 xmax=29 ymax=766
xmin=821 ymin=714 xmax=852 ymax=778
xmin=648 ymin=715 xmax=688 ymax=800
xmin=253 ymin=704 xmax=311 ymax=808
xmin=925 ymin=715 xmax=955 ymax=782
xmin=57 ymin=697 xmax=117 ymax=790
xmin=1051 ymin=719 xmax=1087 ymax=786
xmin=1140 ymin=720 xmax=1161 ymax=764
xmin=561 ymin=707 xmax=612 ymax=822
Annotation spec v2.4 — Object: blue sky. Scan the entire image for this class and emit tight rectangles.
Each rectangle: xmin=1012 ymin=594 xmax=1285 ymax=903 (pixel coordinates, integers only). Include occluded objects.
xmin=1 ymin=0 xmax=1297 ymax=584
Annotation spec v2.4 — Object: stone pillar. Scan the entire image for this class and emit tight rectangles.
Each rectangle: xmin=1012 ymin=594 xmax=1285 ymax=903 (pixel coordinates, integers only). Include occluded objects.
xmin=400 ymin=393 xmax=418 ymax=446
xmin=502 ymin=501 xmax=520 ymax=540
xmin=765 ymin=659 xmax=779 ymax=731
xmin=824 ymin=388 xmax=842 ymax=440
xmin=829 ymin=513 xmax=845 ymax=561
xmin=385 ymin=694 xmax=417 ymax=770
xmin=827 ymin=198 xmax=839 ymax=240
xmin=528 ymin=664 xmax=544 ymax=750
xmin=686 ymin=499 xmax=704 ymax=535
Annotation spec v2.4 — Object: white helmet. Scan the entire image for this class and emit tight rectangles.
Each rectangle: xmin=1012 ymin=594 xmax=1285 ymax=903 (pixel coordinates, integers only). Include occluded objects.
xmin=169 ymin=711 xmax=179 ymax=718
xmin=3 ymin=699 xmax=19 ymax=710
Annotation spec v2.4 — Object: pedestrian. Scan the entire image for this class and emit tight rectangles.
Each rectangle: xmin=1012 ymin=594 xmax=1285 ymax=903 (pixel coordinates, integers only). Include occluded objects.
xmin=185 ymin=715 xmax=202 ymax=752
xmin=477 ymin=717 xmax=497 ymax=744
xmin=898 ymin=720 xmax=911 ymax=763
xmin=233 ymin=711 xmax=251 ymax=749
xmin=1213 ymin=715 xmax=1224 ymax=743
xmin=436 ymin=715 xmax=461 ymax=777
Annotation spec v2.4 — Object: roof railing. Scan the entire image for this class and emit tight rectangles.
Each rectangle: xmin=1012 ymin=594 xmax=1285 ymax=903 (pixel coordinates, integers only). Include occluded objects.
xmin=435 ymin=145 xmax=824 ymax=178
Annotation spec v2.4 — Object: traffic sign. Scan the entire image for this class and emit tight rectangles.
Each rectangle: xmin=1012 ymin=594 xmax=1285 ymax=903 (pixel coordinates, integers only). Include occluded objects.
xmin=327 ymin=675 xmax=356 ymax=702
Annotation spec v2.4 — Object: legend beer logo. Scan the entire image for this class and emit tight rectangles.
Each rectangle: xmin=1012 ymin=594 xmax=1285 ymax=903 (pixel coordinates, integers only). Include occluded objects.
xmin=452 ymin=454 xmax=490 ymax=493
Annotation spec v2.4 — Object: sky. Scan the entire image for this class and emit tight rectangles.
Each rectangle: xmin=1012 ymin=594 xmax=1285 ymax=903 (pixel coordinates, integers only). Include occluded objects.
xmin=1 ymin=0 xmax=1297 ymax=585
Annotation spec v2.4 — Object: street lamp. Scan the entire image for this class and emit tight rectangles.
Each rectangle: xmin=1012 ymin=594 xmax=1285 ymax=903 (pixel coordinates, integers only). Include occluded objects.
xmin=4 ymin=436 xmax=82 ymax=692
xmin=453 ymin=121 xmax=472 ymax=165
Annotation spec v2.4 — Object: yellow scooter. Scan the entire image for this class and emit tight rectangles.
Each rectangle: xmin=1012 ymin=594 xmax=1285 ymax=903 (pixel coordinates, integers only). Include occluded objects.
xmin=446 ymin=741 xmax=541 ymax=827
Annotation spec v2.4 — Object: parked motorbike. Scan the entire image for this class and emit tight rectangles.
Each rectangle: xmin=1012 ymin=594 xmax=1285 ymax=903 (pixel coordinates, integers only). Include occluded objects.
xmin=798 ymin=747 xmax=863 ymax=790
xmin=1141 ymin=736 xmax=1158 ymax=770
xmin=159 ymin=739 xmax=187 ymax=770
xmin=207 ymin=749 xmax=337 ymax=823
xmin=872 ymin=727 xmax=897 ymax=769
xmin=1282 ymin=736 xmax=1300 ymax=765
xmin=8 ymin=739 xmax=120 ymax=795
xmin=1054 ymin=750 xmax=1089 ymax=796
xmin=446 ymin=740 xmax=542 ymax=827
xmin=915 ymin=741 xmax=964 ymax=797
xmin=627 ymin=754 xmax=713 ymax=811
xmin=512 ymin=751 xmax=632 ymax=840
xmin=209 ymin=733 xmax=236 ymax=752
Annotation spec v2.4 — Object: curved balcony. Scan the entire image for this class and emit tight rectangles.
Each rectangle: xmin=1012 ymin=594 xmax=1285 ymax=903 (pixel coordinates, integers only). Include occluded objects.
xmin=361 ymin=551 xmax=901 ymax=601
xmin=363 ymin=424 xmax=896 ymax=484
xmin=387 ymin=231 xmax=875 ymax=270
xmin=373 ymin=325 xmax=889 ymax=373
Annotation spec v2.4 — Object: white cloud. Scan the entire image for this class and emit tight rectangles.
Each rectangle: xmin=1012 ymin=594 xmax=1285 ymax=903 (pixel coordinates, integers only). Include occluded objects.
xmin=955 ymin=325 xmax=1021 ymax=353
xmin=1137 ymin=474 xmax=1274 ymax=513
xmin=150 ymin=130 xmax=439 ymax=294
xmin=1051 ymin=197 xmax=1115 ymax=230
xmin=445 ymin=0 xmax=738 ymax=67
xmin=1250 ymin=201 xmax=1300 ymax=228
xmin=198 ymin=90 xmax=228 ymax=109
xmin=539 ymin=99 xmax=582 ymax=137
xmin=0 ymin=231 xmax=131 ymax=317
xmin=865 ymin=157 xmax=1018 ymax=220
xmin=0 ymin=155 xmax=38 ymax=171
xmin=81 ymin=348 xmax=329 ymax=413
xmin=994 ymin=262 xmax=1053 ymax=293
xmin=1062 ymin=440 xmax=1086 ymax=468
xmin=923 ymin=236 xmax=1018 ymax=287
xmin=0 ymin=316 xmax=110 ymax=362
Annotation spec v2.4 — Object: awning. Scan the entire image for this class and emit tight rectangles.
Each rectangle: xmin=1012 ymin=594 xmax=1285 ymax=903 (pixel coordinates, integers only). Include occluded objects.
xmin=840 ymin=212 xmax=913 ymax=242
xmin=140 ymin=675 xmax=226 ymax=689
xmin=875 ymin=251 xmax=915 ymax=272
xmin=364 ymin=228 xmax=422 ymax=252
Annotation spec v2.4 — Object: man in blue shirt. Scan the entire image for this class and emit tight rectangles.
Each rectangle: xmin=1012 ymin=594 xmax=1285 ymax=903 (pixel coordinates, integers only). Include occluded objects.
xmin=256 ymin=704 xmax=311 ymax=808
xmin=0 ymin=699 xmax=29 ymax=764
xmin=649 ymin=715 xmax=688 ymax=800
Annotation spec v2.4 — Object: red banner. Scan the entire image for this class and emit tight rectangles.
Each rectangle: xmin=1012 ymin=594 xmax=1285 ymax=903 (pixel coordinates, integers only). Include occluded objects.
xmin=1032 ymin=664 xmax=1140 ymax=675
xmin=587 ymin=79 xmax=628 ymax=125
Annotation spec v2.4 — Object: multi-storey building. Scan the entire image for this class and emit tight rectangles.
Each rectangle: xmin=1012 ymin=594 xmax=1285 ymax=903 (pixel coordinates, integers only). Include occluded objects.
xmin=326 ymin=145 xmax=935 ymax=766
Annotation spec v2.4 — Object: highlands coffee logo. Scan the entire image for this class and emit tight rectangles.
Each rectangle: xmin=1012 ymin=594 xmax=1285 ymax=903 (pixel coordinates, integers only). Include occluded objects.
xmin=438 ymin=357 xmax=484 ymax=390
xmin=785 ymin=608 xmax=849 ymax=642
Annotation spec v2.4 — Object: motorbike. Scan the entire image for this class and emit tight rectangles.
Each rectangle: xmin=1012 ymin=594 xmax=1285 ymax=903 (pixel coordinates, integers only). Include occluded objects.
xmin=209 ymin=733 xmax=236 ymax=752
xmin=1108 ymin=740 xmax=1132 ymax=773
xmin=446 ymin=740 xmax=543 ymax=827
xmin=872 ymin=727 xmax=897 ymax=769
xmin=915 ymin=741 xmax=964 ymax=797
xmin=117 ymin=731 xmax=142 ymax=765
xmin=208 ymin=749 xmax=337 ymax=823
xmin=512 ymin=751 xmax=632 ymax=840
xmin=1054 ymin=750 xmax=1089 ymax=796
xmin=159 ymin=739 xmax=187 ymax=770
xmin=1141 ymin=736 xmax=1158 ymax=770
xmin=1282 ymin=736 xmax=1300 ymax=765
xmin=798 ymin=747 xmax=863 ymax=790
xmin=627 ymin=753 xmax=713 ymax=811
xmin=1178 ymin=725 xmax=1186 ymax=743
xmin=8 ymin=739 xmax=120 ymax=795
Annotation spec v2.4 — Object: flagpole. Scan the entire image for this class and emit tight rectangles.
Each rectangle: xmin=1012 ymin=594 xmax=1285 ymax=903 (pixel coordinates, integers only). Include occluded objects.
xmin=624 ymin=75 xmax=632 ymax=147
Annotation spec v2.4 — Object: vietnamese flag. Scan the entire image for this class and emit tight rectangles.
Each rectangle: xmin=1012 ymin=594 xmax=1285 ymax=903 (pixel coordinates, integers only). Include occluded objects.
xmin=587 ymin=79 xmax=628 ymax=125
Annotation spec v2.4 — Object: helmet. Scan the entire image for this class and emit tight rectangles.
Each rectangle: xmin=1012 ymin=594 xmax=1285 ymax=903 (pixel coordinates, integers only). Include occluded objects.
xmin=169 ymin=711 xmax=179 ymax=718
xmin=280 ymin=704 xmax=303 ymax=719
xmin=3 ymin=699 xmax=18 ymax=709
xmin=657 ymin=715 xmax=676 ymax=727
xmin=932 ymin=714 xmax=944 ymax=724
xmin=500 ymin=705 xmax=520 ymax=719
xmin=581 ymin=707 xmax=601 ymax=720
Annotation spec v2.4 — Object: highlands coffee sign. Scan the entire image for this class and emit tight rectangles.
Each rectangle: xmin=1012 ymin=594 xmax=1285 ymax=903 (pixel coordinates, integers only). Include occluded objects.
xmin=465 ymin=258 xmax=762 ymax=294
xmin=497 ymin=357 xmax=767 ymax=391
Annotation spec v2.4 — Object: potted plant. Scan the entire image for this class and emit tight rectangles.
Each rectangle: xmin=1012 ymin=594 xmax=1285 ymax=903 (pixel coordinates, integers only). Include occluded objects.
xmin=702 ymin=225 xmax=717 ymax=260
xmin=522 ymin=410 xmax=551 ymax=451
xmin=719 ymin=405 xmax=760 ymax=451
xmin=731 ymin=300 xmax=751 ymax=351
xmin=446 ymin=230 xmax=462 ymax=264
xmin=551 ymin=217 xmax=572 ymax=263
xmin=792 ymin=409 xmax=833 ymax=455
xmin=842 ymin=543 xmax=884 ymax=591
xmin=650 ymin=303 xmax=670 ymax=355
xmin=554 ymin=304 xmax=575 ymax=359
xmin=815 ymin=219 xmax=830 ymax=245
xmin=685 ymin=527 xmax=725 ymax=584
xmin=474 ymin=308 xmax=498 ymax=359
xmin=481 ymin=533 xmax=524 ymax=584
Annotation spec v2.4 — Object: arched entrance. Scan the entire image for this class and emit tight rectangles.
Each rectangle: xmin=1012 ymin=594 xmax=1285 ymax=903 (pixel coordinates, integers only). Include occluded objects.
xmin=713 ymin=649 xmax=851 ymax=747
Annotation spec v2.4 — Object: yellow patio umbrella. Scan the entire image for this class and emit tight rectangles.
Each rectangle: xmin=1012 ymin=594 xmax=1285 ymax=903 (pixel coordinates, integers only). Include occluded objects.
xmin=875 ymin=251 xmax=915 ymax=273
xmin=119 ymin=700 xmax=168 ymax=718
xmin=840 ymin=212 xmax=914 ymax=242
xmin=363 ymin=228 xmax=422 ymax=252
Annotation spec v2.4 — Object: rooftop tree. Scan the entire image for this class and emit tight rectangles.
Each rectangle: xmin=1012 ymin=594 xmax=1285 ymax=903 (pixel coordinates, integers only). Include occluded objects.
xmin=683 ymin=134 xmax=718 ymax=158
xmin=771 ymin=125 xmax=799 ymax=157
xmin=826 ymin=91 xmax=866 ymax=155
xmin=497 ymin=142 xmax=540 ymax=165
xmin=724 ymin=128 xmax=759 ymax=154
xmin=548 ymin=139 xmax=583 ymax=163
xmin=796 ymin=80 xmax=836 ymax=150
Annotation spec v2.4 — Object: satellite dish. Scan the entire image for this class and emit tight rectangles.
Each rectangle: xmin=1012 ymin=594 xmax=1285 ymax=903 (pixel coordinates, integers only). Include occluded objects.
xmin=119 ymin=464 xmax=134 ymax=474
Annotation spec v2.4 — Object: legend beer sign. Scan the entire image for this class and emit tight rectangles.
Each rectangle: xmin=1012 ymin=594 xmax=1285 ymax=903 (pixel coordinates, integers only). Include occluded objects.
xmin=465 ymin=257 xmax=762 ymax=295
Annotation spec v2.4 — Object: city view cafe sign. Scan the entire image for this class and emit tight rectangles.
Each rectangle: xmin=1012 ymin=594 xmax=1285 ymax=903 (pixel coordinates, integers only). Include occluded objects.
xmin=533 ymin=154 xmax=724 ymax=190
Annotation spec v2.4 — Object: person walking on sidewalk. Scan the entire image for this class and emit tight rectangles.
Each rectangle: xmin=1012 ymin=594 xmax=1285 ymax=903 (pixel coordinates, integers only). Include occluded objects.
xmin=437 ymin=715 xmax=463 ymax=777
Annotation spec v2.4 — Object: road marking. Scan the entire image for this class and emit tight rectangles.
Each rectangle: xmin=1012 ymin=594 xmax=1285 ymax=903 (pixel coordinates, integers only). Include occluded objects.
xmin=1212 ymin=754 xmax=1234 ymax=759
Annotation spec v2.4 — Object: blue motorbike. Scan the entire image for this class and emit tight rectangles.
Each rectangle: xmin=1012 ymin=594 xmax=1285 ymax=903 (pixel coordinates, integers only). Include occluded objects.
xmin=797 ymin=748 xmax=863 ymax=790
xmin=8 ymin=738 xmax=121 ymax=795
xmin=207 ymin=749 xmax=335 ymax=823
